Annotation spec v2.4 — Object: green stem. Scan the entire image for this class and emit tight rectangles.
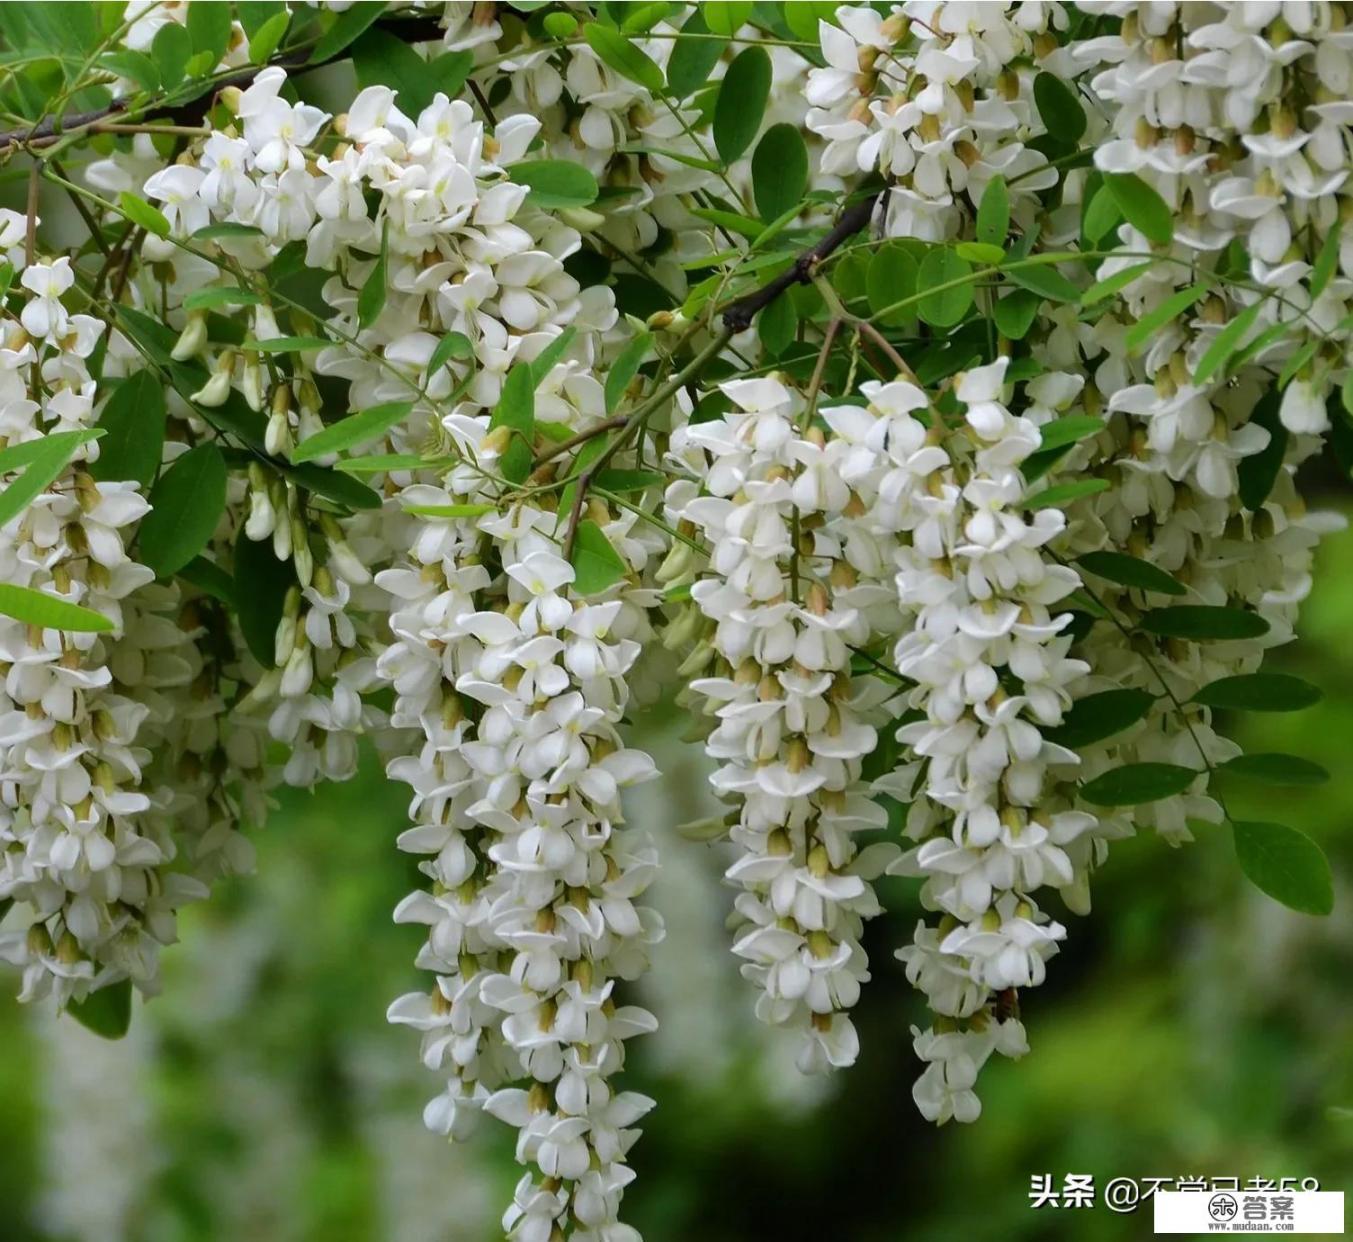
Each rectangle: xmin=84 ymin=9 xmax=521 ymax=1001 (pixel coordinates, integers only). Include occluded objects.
xmin=562 ymin=328 xmax=733 ymax=557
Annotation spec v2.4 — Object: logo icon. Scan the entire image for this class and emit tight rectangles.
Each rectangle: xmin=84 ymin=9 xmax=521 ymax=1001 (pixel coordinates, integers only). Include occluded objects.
xmin=1208 ymin=1193 xmax=1239 ymax=1222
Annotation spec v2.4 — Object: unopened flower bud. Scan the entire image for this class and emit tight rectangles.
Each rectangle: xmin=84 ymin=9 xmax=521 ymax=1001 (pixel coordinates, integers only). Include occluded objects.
xmin=170 ymin=311 xmax=208 ymax=361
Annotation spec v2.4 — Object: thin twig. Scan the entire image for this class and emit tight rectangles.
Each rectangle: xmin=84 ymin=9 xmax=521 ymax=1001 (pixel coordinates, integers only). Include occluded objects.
xmin=24 ymin=157 xmax=39 ymax=263
xmin=718 ymin=191 xmax=881 ymax=333
xmin=803 ymin=319 xmax=842 ymax=423
xmin=532 ymin=414 xmax=629 ymax=470
xmin=562 ymin=328 xmax=732 ymax=558
xmin=812 ymin=273 xmax=919 ymax=383
xmin=559 ymin=198 xmax=888 ymax=554
xmin=0 ymin=15 xmax=445 ymax=156
xmin=854 ymin=318 xmax=917 ymax=382
xmin=49 ymin=158 xmax=110 ymax=257
xmin=467 ymin=79 xmax=497 ymax=127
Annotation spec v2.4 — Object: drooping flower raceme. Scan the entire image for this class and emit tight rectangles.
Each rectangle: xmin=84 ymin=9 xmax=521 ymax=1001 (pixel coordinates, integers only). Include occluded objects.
xmin=668 ymin=375 xmax=900 ymax=1075
xmin=0 ymin=1 xmax=1348 ymax=1232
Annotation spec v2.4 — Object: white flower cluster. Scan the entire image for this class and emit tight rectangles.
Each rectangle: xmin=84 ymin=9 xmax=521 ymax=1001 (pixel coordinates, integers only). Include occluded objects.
xmin=805 ymin=362 xmax=1088 ymax=1121
xmin=667 ymin=376 xmax=899 ymax=1075
xmin=382 ymin=507 xmax=663 ymax=1241
xmin=1055 ymin=0 xmax=1349 ymax=847
xmin=807 ymin=2 xmax=1068 ymax=241
xmin=135 ymin=49 xmax=681 ymax=1240
xmin=0 ymin=244 xmax=253 ymax=1005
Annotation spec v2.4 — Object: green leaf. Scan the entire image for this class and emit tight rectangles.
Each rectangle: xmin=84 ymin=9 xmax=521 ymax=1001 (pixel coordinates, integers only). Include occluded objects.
xmin=336 ymin=452 xmax=429 ymax=474
xmin=187 ymin=1 xmax=232 ymax=62
xmin=620 ymin=3 xmax=675 ymax=34
xmin=703 ymin=1 xmax=753 ymax=34
xmin=689 ymin=205 xmax=764 ymax=240
xmin=428 ymin=330 xmax=473 ymax=375
xmin=357 ymin=220 xmax=388 ymax=330
xmin=177 ymin=554 xmax=237 ymax=606
xmin=309 ymin=0 xmax=384 ymax=63
xmin=183 ymin=286 xmax=263 ymax=312
xmin=139 ymin=444 xmax=228 ymax=578
xmin=98 ymin=50 xmax=160 ymax=94
xmin=1138 ymin=605 xmax=1270 ymax=642
xmin=0 ymin=430 xmax=100 ymax=477
xmin=237 ymin=1 xmax=285 ymax=37
xmin=714 ymin=46 xmax=771 ymax=163
xmin=582 ymin=22 xmax=665 ymax=94
xmin=1033 ymin=71 xmax=1087 ymax=142
xmin=151 ymin=20 xmax=191 ymax=86
xmin=1309 ymin=223 xmax=1341 ymax=301
xmin=0 ymin=583 xmax=113 ymax=633
xmin=1237 ymin=390 xmax=1286 ymax=511
xmin=1025 ymin=478 xmax=1109 ymax=510
xmin=605 ymin=332 xmax=653 ymax=414
xmin=509 ymin=161 xmax=600 ymax=210
xmin=1080 ymin=762 xmax=1199 ymax=807
xmin=401 ymin=502 xmax=495 ymax=518
xmin=543 ymin=12 xmax=578 ymax=38
xmin=427 ymin=49 xmax=475 ymax=101
xmin=666 ymin=9 xmax=724 ymax=98
xmin=594 ymin=468 xmax=664 ymax=492
xmin=1078 ymin=550 xmax=1185 ymax=596
xmin=192 ymin=222 xmax=266 ymax=242
xmin=248 ymin=8 xmax=290 ymax=62
xmin=1277 ymin=333 xmax=1321 ymax=391
xmin=281 ymin=462 xmax=381 ymax=510
xmin=490 ymin=364 xmax=535 ymax=484
xmin=570 ymin=519 xmax=627 ymax=595
xmin=91 ymin=372 xmax=165 ymax=490
xmin=1045 ymin=688 xmax=1155 ymax=749
xmin=758 ymin=296 xmax=796 ymax=357
xmin=118 ymin=191 xmax=170 ymax=238
xmin=234 ymin=533 xmax=295 ymax=666
xmin=867 ymin=243 xmax=919 ymax=329
xmin=352 ymin=28 xmax=441 ymax=114
xmin=1233 ymin=820 xmax=1334 ymax=916
xmin=1124 ymin=284 xmax=1206 ymax=353
xmin=1037 ymin=415 xmax=1105 ymax=453
xmin=184 ymin=49 xmax=215 ymax=77
xmin=1006 ymin=261 xmax=1080 ymax=304
xmin=993 ymin=288 xmax=1040 ymax=340
xmin=245 ymin=336 xmax=332 ymax=353
xmin=1103 ymin=172 xmax=1173 ymax=246
xmin=1193 ymin=672 xmax=1322 ymax=712
xmin=955 ymin=241 xmax=1005 ymax=266
xmin=527 ymin=326 xmax=578 ymax=387
xmin=975 ymin=175 xmax=1009 ymax=248
xmin=0 ymin=431 xmax=101 ymax=527
xmin=1229 ymin=317 xmax=1297 ymax=375
xmin=291 ymin=400 xmax=414 ymax=463
xmin=1082 ymin=261 xmax=1152 ymax=305
xmin=752 ymin=123 xmax=808 ymax=223
xmin=1193 ymin=301 xmax=1261 ymax=386
xmin=1082 ymin=185 xmax=1121 ymax=244
xmin=68 ymin=979 xmax=132 ymax=1039
xmin=1219 ymin=753 xmax=1329 ymax=787
xmin=917 ymin=248 xmax=973 ymax=328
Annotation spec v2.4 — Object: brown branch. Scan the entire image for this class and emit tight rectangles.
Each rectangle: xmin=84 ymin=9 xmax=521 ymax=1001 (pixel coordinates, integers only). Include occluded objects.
xmin=24 ymin=158 xmax=39 ymax=263
xmin=0 ymin=14 xmax=446 ymax=156
xmin=854 ymin=319 xmax=918 ymax=383
xmin=718 ymin=191 xmax=881 ymax=334
xmin=531 ymin=414 xmax=629 ymax=473
xmin=561 ymin=327 xmax=733 ymax=559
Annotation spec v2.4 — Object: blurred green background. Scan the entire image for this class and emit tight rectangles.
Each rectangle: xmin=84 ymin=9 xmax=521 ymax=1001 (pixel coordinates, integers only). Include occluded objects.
xmin=2 ymin=522 xmax=1350 ymax=1242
